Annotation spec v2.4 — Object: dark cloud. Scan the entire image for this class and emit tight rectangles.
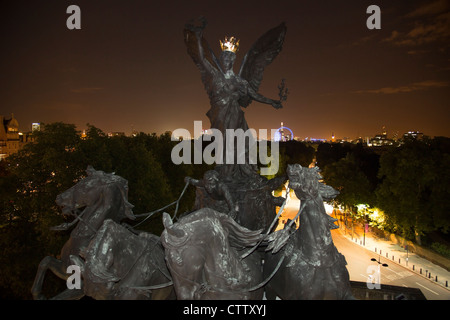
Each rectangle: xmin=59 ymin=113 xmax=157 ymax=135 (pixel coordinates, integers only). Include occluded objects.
xmin=353 ymin=80 xmax=450 ymax=94
xmin=383 ymin=1 xmax=450 ymax=46
xmin=406 ymin=0 xmax=450 ymax=18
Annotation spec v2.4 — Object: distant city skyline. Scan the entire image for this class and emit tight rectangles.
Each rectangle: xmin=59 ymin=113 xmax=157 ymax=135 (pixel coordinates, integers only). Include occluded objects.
xmin=2 ymin=1 xmax=449 ymax=140
xmin=1 ymin=112 xmax=434 ymax=143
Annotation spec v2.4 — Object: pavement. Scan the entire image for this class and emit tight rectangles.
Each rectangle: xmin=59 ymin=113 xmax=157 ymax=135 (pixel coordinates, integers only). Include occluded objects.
xmin=337 ymin=219 xmax=450 ymax=292
xmin=276 ymin=188 xmax=450 ymax=293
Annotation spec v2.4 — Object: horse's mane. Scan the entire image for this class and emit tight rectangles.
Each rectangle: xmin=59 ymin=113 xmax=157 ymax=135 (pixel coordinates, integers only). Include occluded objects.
xmin=107 ymin=182 xmax=135 ymax=221
xmin=74 ymin=167 xmax=135 ymax=221
xmin=183 ymin=208 xmax=263 ymax=249
xmin=287 ymin=164 xmax=339 ymax=201
xmin=217 ymin=213 xmax=263 ymax=249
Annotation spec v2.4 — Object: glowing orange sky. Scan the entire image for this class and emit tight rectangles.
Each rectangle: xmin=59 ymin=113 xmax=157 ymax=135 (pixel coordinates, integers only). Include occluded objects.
xmin=2 ymin=0 xmax=449 ymax=140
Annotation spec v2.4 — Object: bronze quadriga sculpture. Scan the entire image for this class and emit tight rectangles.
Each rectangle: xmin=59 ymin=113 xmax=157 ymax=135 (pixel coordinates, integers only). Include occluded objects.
xmin=32 ymin=19 xmax=354 ymax=300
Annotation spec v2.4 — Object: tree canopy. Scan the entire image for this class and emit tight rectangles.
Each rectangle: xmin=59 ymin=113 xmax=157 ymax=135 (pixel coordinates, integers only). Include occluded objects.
xmin=375 ymin=138 xmax=450 ymax=241
xmin=0 ymin=123 xmax=202 ymax=298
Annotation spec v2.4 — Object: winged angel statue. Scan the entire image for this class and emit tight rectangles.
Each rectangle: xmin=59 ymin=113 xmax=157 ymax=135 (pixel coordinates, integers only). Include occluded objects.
xmin=184 ymin=17 xmax=287 ymax=179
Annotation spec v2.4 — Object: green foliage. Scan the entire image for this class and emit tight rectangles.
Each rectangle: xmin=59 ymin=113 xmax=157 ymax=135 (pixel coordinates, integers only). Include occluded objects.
xmin=317 ymin=139 xmax=450 ymax=244
xmin=316 ymin=142 xmax=351 ymax=169
xmin=265 ymin=140 xmax=315 ymax=179
xmin=375 ymin=138 xmax=450 ymax=240
xmin=279 ymin=140 xmax=315 ymax=169
xmin=431 ymin=242 xmax=450 ymax=258
xmin=317 ymin=143 xmax=380 ymax=214
xmin=322 ymin=154 xmax=373 ymax=210
xmin=0 ymin=123 xmax=82 ymax=299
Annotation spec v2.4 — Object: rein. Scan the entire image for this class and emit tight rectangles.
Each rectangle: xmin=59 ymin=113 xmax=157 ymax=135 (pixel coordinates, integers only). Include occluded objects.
xmin=132 ymin=181 xmax=190 ymax=228
xmin=124 ymin=240 xmax=174 ymax=292
xmin=161 ymin=249 xmax=286 ymax=296
xmin=240 ymin=187 xmax=290 ymax=259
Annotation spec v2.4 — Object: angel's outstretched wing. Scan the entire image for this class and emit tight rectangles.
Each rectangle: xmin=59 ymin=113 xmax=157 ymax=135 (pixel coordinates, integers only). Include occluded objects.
xmin=238 ymin=23 xmax=287 ymax=108
xmin=184 ymin=26 xmax=223 ymax=93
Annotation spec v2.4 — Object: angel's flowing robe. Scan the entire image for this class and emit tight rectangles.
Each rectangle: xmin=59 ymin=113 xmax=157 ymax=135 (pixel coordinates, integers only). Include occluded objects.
xmin=204 ymin=70 xmax=263 ymax=182
xmin=206 ymin=70 xmax=249 ymax=134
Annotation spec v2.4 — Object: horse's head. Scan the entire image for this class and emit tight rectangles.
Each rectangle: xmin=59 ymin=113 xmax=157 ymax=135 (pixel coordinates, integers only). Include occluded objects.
xmin=287 ymin=164 xmax=322 ymax=200
xmin=56 ymin=166 xmax=135 ymax=220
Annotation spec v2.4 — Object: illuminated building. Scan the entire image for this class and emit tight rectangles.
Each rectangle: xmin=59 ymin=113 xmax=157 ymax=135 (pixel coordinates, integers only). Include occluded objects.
xmin=0 ymin=114 xmax=20 ymax=160
xmin=32 ymin=122 xmax=41 ymax=132
xmin=368 ymin=126 xmax=394 ymax=147
xmin=403 ymin=131 xmax=424 ymax=140
xmin=0 ymin=114 xmax=36 ymax=160
xmin=108 ymin=132 xmax=125 ymax=137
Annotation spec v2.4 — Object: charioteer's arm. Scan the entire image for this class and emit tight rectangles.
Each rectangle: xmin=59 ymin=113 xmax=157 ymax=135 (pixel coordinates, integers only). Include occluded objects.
xmin=218 ymin=183 xmax=238 ymax=219
xmin=184 ymin=176 xmax=203 ymax=187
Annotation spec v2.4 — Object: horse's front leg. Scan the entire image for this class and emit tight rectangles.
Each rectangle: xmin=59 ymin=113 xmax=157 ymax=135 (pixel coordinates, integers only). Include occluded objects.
xmin=31 ymin=256 xmax=67 ymax=300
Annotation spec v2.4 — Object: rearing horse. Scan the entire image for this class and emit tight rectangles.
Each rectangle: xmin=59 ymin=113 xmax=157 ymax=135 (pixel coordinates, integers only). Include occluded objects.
xmin=31 ymin=166 xmax=135 ymax=300
xmin=264 ymin=164 xmax=354 ymax=300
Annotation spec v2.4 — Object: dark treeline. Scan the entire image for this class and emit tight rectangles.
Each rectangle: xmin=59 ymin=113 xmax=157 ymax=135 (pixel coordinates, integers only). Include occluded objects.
xmin=316 ymin=138 xmax=450 ymax=251
xmin=0 ymin=122 xmax=449 ymax=298
xmin=0 ymin=122 xmax=214 ymax=299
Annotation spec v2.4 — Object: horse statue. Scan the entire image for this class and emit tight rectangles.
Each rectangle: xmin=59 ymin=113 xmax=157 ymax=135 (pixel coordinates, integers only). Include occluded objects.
xmin=161 ymin=208 xmax=265 ymax=299
xmin=31 ymin=166 xmax=135 ymax=300
xmin=77 ymin=219 xmax=174 ymax=300
xmin=263 ymin=164 xmax=354 ymax=300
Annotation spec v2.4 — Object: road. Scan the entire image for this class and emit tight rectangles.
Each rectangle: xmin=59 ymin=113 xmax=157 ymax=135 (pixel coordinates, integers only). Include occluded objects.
xmin=276 ymin=189 xmax=450 ymax=300
xmin=331 ymin=228 xmax=450 ymax=300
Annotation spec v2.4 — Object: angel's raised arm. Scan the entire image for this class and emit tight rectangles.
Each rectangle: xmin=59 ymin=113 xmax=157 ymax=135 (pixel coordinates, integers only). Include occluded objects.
xmin=184 ymin=18 xmax=221 ymax=76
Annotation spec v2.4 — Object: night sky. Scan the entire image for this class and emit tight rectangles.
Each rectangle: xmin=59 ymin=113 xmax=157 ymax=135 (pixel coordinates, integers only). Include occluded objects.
xmin=1 ymin=0 xmax=449 ymax=140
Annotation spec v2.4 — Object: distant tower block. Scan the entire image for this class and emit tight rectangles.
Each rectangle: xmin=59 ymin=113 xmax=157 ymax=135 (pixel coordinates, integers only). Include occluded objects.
xmin=331 ymin=132 xmax=335 ymax=143
xmin=274 ymin=121 xmax=294 ymax=141
xmin=382 ymin=126 xmax=387 ymax=139
xmin=32 ymin=123 xmax=40 ymax=132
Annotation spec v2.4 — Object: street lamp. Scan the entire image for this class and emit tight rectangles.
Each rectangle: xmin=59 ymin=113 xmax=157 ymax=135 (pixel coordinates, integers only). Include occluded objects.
xmin=371 ymin=254 xmax=388 ymax=267
xmin=367 ymin=253 xmax=388 ymax=290
xmin=357 ymin=204 xmax=369 ymax=246
xmin=405 ymin=245 xmax=409 ymax=266
xmin=363 ymin=209 xmax=367 ymax=246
